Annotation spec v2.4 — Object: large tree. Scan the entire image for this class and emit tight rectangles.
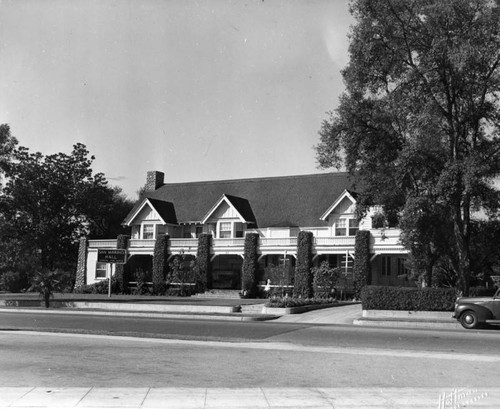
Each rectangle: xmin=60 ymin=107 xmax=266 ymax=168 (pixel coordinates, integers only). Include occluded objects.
xmin=316 ymin=0 xmax=500 ymax=294
xmin=0 ymin=142 xmax=123 ymax=275
xmin=0 ymin=124 xmax=17 ymax=184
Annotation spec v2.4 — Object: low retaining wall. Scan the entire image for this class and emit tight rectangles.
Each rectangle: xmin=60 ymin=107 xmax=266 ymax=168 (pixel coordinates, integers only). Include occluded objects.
xmin=362 ymin=309 xmax=453 ymax=320
xmin=0 ymin=299 xmax=240 ymax=313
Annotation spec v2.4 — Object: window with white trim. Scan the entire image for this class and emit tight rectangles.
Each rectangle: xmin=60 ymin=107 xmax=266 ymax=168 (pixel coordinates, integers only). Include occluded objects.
xmin=219 ymin=221 xmax=232 ymax=238
xmin=143 ymin=224 xmax=154 ymax=239
xmin=348 ymin=219 xmax=359 ymax=236
xmin=96 ymin=262 xmax=107 ymax=279
xmin=336 ymin=219 xmax=347 ymax=236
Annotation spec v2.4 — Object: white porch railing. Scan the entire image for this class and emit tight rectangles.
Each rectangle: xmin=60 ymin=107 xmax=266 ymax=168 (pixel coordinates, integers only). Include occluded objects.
xmin=260 ymin=237 xmax=296 ymax=247
xmin=213 ymin=238 xmax=245 ymax=247
xmin=88 ymin=239 xmax=117 ymax=248
xmin=370 ymin=228 xmax=405 ymax=253
xmin=169 ymin=238 xmax=199 ymax=249
xmin=87 ymin=230 xmax=407 ymax=254
xmin=314 ymin=237 xmax=356 ymax=246
xmin=129 ymin=239 xmax=156 ymax=248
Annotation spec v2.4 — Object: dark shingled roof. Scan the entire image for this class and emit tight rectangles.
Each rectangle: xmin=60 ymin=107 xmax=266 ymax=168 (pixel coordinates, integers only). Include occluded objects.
xmin=218 ymin=195 xmax=257 ymax=224
xmin=148 ymin=198 xmax=178 ymax=224
xmin=127 ymin=173 xmax=354 ymax=228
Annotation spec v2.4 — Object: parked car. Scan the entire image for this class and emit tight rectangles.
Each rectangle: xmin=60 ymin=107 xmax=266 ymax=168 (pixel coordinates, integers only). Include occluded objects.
xmin=453 ymin=288 xmax=500 ymax=329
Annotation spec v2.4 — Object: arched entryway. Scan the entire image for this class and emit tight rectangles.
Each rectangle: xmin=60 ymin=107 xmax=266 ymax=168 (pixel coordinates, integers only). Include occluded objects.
xmin=211 ymin=255 xmax=243 ymax=289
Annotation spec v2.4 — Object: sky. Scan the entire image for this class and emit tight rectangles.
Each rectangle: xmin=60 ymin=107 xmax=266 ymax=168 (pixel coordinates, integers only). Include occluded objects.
xmin=0 ymin=0 xmax=353 ymax=199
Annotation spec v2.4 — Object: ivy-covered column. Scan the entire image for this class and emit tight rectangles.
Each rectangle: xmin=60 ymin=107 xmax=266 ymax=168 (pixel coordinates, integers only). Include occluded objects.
xmin=195 ymin=233 xmax=212 ymax=292
xmin=114 ymin=234 xmax=130 ymax=294
xmin=353 ymin=230 xmax=371 ymax=299
xmin=293 ymin=231 xmax=314 ymax=298
xmin=241 ymin=233 xmax=259 ymax=297
xmin=152 ymin=234 xmax=169 ymax=295
xmin=74 ymin=237 xmax=88 ymax=290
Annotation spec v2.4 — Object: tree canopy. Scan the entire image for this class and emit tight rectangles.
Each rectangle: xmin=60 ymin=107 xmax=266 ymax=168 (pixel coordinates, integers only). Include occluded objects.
xmin=0 ymin=134 xmax=133 ymax=290
xmin=316 ymin=0 xmax=500 ymax=293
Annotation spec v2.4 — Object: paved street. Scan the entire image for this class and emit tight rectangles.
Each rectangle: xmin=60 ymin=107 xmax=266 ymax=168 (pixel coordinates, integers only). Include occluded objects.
xmin=1 ymin=329 xmax=500 ymax=407
xmin=2 ymin=308 xmax=500 ymax=407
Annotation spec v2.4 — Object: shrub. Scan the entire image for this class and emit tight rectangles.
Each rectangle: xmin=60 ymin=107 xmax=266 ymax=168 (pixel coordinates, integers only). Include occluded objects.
xmin=133 ymin=268 xmax=151 ymax=295
xmin=360 ymin=285 xmax=456 ymax=311
xmin=0 ymin=271 xmax=29 ymax=292
xmin=371 ymin=212 xmax=386 ymax=229
xmin=165 ymin=286 xmax=196 ymax=297
xmin=265 ymin=297 xmax=337 ymax=308
xmin=168 ymin=254 xmax=195 ymax=296
xmin=152 ymin=235 xmax=169 ymax=295
xmin=312 ymin=262 xmax=342 ymax=298
xmin=30 ymin=268 xmax=74 ymax=307
xmin=74 ymin=278 xmax=120 ymax=294
xmin=293 ymin=231 xmax=314 ymax=298
xmin=353 ymin=230 xmax=371 ymax=298
xmin=469 ymin=286 xmax=497 ymax=297
xmin=264 ymin=263 xmax=294 ymax=297
xmin=241 ymin=233 xmax=259 ymax=297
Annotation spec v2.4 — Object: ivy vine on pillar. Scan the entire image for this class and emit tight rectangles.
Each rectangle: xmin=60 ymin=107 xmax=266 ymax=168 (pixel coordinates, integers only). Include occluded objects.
xmin=353 ymin=230 xmax=371 ymax=299
xmin=293 ymin=231 xmax=314 ymax=298
xmin=152 ymin=234 xmax=169 ymax=295
xmin=242 ymin=233 xmax=259 ymax=297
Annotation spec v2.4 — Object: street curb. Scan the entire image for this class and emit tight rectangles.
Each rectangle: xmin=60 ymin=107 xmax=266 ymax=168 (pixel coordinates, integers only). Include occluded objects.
xmin=263 ymin=302 xmax=357 ymax=315
xmin=0 ymin=307 xmax=280 ymax=322
xmin=353 ymin=318 xmax=462 ymax=329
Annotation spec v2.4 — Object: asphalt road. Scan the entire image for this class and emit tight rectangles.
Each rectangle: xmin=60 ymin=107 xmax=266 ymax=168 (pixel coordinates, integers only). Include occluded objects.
xmin=1 ymin=310 xmax=500 ymax=354
xmin=1 ymin=311 xmax=500 ymax=389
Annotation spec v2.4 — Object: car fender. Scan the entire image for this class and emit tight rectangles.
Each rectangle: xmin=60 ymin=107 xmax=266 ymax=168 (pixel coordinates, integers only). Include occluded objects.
xmin=455 ymin=304 xmax=494 ymax=322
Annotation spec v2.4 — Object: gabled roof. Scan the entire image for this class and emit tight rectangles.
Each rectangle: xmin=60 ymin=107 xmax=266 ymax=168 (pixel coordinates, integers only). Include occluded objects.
xmin=125 ymin=172 xmax=354 ymax=228
xmin=201 ymin=194 xmax=257 ymax=224
xmin=320 ymin=189 xmax=357 ymax=221
xmin=123 ymin=198 xmax=177 ymax=226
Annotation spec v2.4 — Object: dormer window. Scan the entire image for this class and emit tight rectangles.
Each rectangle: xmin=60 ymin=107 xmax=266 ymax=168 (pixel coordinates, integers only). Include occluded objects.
xmin=349 ymin=219 xmax=359 ymax=236
xmin=143 ymin=224 xmax=154 ymax=239
xmin=219 ymin=221 xmax=232 ymax=238
xmin=335 ymin=218 xmax=358 ymax=236
xmin=336 ymin=219 xmax=347 ymax=236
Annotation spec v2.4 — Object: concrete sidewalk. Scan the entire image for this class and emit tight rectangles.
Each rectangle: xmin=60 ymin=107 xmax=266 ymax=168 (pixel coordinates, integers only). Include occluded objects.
xmin=1 ymin=387 xmax=498 ymax=408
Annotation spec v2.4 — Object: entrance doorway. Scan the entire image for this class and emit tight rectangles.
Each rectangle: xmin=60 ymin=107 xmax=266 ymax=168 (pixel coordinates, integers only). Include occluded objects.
xmin=211 ymin=255 xmax=243 ymax=289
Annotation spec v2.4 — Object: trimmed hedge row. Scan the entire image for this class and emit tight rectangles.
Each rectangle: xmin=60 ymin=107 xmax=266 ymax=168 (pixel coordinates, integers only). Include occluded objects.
xmin=266 ymin=297 xmax=337 ymax=308
xmin=360 ymin=285 xmax=456 ymax=311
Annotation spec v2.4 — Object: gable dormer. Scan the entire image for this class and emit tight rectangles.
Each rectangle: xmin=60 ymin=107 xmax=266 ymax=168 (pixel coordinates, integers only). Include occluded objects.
xmin=122 ymin=198 xmax=177 ymax=239
xmin=201 ymin=194 xmax=256 ymax=238
xmin=320 ymin=190 xmax=359 ymax=237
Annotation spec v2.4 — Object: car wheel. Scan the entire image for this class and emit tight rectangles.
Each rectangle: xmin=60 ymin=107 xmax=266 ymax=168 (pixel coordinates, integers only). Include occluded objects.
xmin=460 ymin=310 xmax=479 ymax=329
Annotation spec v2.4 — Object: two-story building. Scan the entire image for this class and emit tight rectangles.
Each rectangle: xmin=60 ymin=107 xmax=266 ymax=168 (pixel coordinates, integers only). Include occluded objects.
xmin=82 ymin=171 xmax=411 ymax=290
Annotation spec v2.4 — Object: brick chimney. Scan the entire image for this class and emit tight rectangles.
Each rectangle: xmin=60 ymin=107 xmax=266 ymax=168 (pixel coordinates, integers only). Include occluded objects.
xmin=145 ymin=171 xmax=164 ymax=192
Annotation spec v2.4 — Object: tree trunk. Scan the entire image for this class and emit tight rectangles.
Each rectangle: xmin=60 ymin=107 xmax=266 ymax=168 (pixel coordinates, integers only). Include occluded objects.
xmin=454 ymin=200 xmax=471 ymax=296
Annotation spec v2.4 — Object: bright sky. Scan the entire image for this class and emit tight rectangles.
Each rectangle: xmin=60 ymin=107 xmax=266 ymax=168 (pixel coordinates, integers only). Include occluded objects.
xmin=0 ymin=0 xmax=353 ymax=199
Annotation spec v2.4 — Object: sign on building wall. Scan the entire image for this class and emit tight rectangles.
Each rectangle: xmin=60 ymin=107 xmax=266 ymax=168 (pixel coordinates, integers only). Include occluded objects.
xmin=97 ymin=249 xmax=127 ymax=264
